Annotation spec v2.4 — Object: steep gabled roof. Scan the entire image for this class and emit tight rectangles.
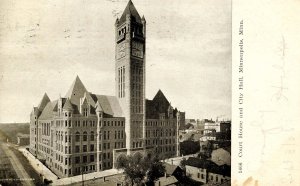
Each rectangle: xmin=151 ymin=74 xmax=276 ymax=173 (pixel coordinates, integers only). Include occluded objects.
xmin=164 ymin=163 xmax=182 ymax=176
xmin=39 ymin=100 xmax=58 ymax=120
xmin=146 ymin=90 xmax=176 ymax=119
xmin=64 ymin=76 xmax=97 ymax=113
xmin=153 ymin=89 xmax=169 ymax=104
xmin=119 ymin=0 xmax=142 ymax=23
xmin=65 ymin=76 xmax=87 ymax=107
xmin=37 ymin=93 xmax=50 ymax=112
xmin=63 ymin=98 xmax=74 ymax=111
xmin=95 ymin=101 xmax=104 ymax=112
xmin=94 ymin=94 xmax=123 ymax=117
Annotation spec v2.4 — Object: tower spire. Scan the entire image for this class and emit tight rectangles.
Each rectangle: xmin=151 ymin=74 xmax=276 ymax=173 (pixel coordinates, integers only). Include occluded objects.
xmin=119 ymin=0 xmax=142 ymax=24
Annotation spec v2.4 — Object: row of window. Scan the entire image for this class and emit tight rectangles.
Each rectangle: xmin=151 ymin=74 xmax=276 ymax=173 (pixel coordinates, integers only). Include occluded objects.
xmin=75 ymin=131 xmax=95 ymax=142
xmin=74 ymin=165 xmax=96 ymax=175
xmin=55 ymin=143 xmax=71 ymax=154
xmin=145 ymin=120 xmax=177 ymax=127
xmin=74 ymin=152 xmax=112 ymax=164
xmin=75 ymin=144 xmax=95 ymax=153
xmin=145 ymin=128 xmax=176 ymax=138
xmin=132 ymin=141 xmax=142 ymax=148
xmin=39 ymin=144 xmax=50 ymax=154
xmin=155 ymin=145 xmax=176 ymax=153
xmin=44 ymin=119 xmax=125 ymax=130
xmin=103 ymin=120 xmax=125 ymax=127
xmin=145 ymin=138 xmax=176 ymax=146
xmin=100 ymin=142 xmax=125 ymax=151
xmin=75 ymin=154 xmax=95 ymax=164
xmin=41 ymin=122 xmax=51 ymax=136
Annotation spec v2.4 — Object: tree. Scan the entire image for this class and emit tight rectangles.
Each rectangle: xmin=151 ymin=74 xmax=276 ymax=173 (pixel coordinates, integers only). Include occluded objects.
xmin=180 ymin=140 xmax=200 ymax=155
xmin=116 ymin=153 xmax=165 ymax=186
xmin=145 ymin=155 xmax=165 ymax=185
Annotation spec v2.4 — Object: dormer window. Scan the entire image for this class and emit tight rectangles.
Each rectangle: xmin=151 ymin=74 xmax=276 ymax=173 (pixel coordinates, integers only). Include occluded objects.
xmin=83 ymin=108 xmax=88 ymax=117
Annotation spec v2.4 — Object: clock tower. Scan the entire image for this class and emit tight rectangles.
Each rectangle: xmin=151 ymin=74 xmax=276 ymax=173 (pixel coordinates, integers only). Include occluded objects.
xmin=115 ymin=0 xmax=146 ymax=153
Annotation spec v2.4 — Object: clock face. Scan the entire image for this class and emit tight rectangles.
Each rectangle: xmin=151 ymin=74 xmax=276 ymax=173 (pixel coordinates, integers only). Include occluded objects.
xmin=132 ymin=41 xmax=144 ymax=59
xmin=117 ymin=43 xmax=126 ymax=59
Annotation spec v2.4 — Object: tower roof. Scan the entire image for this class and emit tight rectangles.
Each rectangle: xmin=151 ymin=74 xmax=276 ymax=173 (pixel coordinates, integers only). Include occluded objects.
xmin=119 ymin=0 xmax=142 ymax=23
xmin=65 ymin=76 xmax=87 ymax=106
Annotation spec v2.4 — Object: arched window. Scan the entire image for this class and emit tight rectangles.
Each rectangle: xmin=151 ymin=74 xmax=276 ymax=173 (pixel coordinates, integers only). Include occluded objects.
xmin=75 ymin=132 xmax=80 ymax=142
xmin=83 ymin=131 xmax=87 ymax=141
xmin=90 ymin=131 xmax=94 ymax=141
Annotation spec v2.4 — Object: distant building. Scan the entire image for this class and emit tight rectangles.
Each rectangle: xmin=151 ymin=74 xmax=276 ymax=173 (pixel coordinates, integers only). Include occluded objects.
xmin=185 ymin=157 xmax=230 ymax=185
xmin=29 ymin=0 xmax=185 ymax=178
xmin=154 ymin=176 xmax=178 ymax=186
xmin=211 ymin=148 xmax=231 ymax=166
xmin=204 ymin=121 xmax=231 ymax=135
xmin=163 ymin=163 xmax=185 ymax=181
xmin=17 ymin=133 xmax=30 ymax=146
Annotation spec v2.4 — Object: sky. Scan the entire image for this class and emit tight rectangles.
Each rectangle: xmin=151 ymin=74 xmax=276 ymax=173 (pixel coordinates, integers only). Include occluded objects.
xmin=0 ymin=0 xmax=231 ymax=123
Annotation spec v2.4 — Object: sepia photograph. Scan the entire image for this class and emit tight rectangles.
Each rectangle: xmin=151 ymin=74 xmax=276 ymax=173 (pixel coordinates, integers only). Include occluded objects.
xmin=0 ymin=0 xmax=231 ymax=185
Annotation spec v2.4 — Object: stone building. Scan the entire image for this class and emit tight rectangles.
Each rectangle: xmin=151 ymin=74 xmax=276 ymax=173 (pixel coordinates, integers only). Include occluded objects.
xmin=29 ymin=0 xmax=185 ymax=178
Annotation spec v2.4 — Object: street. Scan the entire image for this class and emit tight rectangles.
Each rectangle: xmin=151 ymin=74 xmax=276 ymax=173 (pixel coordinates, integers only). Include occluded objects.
xmin=0 ymin=141 xmax=42 ymax=185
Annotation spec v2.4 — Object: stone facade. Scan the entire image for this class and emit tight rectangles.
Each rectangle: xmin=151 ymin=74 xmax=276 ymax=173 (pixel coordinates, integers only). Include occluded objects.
xmin=29 ymin=0 xmax=185 ymax=178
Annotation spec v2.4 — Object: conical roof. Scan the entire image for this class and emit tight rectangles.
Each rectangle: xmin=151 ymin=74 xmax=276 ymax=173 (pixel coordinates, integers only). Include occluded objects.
xmin=38 ymin=93 xmax=50 ymax=112
xmin=65 ymin=76 xmax=87 ymax=106
xmin=119 ymin=0 xmax=142 ymax=23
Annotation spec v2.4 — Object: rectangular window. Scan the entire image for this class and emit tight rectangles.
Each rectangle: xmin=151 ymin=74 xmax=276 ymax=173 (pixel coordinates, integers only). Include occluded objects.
xmin=75 ymin=145 xmax=80 ymax=153
xmin=83 ymin=145 xmax=87 ymax=152
xmin=90 ymin=144 xmax=94 ymax=151
xmin=90 ymin=155 xmax=94 ymax=162
xmin=75 ymin=156 xmax=80 ymax=163
xmin=83 ymin=156 xmax=87 ymax=163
